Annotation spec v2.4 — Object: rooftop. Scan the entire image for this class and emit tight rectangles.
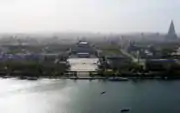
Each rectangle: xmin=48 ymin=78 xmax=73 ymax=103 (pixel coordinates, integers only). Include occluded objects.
xmin=79 ymin=41 xmax=88 ymax=45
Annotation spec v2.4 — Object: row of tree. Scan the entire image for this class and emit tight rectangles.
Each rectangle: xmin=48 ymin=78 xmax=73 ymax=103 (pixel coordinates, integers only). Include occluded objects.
xmin=0 ymin=61 xmax=69 ymax=77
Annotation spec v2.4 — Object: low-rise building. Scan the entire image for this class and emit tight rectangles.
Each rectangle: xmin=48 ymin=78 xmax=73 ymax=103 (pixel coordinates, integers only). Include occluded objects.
xmin=145 ymin=59 xmax=180 ymax=71
xmin=106 ymin=55 xmax=132 ymax=71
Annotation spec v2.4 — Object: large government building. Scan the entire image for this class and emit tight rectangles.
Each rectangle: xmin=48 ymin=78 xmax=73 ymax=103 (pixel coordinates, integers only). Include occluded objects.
xmin=70 ymin=40 xmax=97 ymax=58
xmin=67 ymin=40 xmax=99 ymax=73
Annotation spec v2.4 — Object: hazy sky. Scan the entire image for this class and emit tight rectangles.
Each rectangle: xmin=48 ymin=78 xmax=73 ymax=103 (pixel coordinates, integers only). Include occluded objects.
xmin=0 ymin=0 xmax=179 ymax=33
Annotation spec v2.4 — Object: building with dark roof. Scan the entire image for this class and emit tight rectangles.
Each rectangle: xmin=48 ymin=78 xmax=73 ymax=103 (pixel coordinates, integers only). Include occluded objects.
xmin=70 ymin=41 xmax=97 ymax=58
xmin=145 ymin=59 xmax=180 ymax=71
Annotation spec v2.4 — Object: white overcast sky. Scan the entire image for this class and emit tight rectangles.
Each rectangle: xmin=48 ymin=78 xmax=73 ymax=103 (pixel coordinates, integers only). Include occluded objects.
xmin=0 ymin=0 xmax=179 ymax=33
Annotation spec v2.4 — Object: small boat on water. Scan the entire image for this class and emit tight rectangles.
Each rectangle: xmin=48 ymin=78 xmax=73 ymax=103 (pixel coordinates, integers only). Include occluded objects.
xmin=2 ymin=75 xmax=10 ymax=78
xmin=19 ymin=76 xmax=38 ymax=80
xmin=100 ymin=91 xmax=106 ymax=95
xmin=26 ymin=77 xmax=38 ymax=80
xmin=108 ymin=77 xmax=128 ymax=82
xmin=18 ymin=76 xmax=27 ymax=80
xmin=120 ymin=108 xmax=130 ymax=112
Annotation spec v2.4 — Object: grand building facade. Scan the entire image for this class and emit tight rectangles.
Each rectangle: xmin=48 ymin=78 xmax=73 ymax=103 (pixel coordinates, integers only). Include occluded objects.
xmin=70 ymin=41 xmax=97 ymax=58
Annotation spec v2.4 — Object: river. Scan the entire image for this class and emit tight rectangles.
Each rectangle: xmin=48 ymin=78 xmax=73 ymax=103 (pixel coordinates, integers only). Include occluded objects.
xmin=0 ymin=78 xmax=180 ymax=113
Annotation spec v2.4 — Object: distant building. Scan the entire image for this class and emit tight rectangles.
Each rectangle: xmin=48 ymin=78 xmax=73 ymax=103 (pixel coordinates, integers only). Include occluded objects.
xmin=106 ymin=55 xmax=131 ymax=70
xmin=127 ymin=43 xmax=162 ymax=59
xmin=165 ymin=20 xmax=178 ymax=41
xmin=145 ymin=59 xmax=180 ymax=71
xmin=70 ymin=40 xmax=97 ymax=58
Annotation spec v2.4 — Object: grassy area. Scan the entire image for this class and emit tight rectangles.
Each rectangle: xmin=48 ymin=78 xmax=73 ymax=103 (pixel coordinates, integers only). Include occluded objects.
xmin=100 ymin=45 xmax=122 ymax=55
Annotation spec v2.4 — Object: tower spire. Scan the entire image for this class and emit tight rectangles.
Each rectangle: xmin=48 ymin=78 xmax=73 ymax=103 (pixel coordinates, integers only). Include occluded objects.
xmin=168 ymin=20 xmax=176 ymax=35
xmin=166 ymin=20 xmax=178 ymax=40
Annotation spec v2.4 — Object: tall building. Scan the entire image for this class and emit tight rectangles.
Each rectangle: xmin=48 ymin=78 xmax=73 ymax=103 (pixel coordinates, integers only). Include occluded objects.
xmin=165 ymin=20 xmax=178 ymax=40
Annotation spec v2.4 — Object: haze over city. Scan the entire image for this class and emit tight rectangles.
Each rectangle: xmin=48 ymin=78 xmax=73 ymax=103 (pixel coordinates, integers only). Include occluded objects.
xmin=0 ymin=1 xmax=180 ymax=113
xmin=0 ymin=0 xmax=179 ymax=33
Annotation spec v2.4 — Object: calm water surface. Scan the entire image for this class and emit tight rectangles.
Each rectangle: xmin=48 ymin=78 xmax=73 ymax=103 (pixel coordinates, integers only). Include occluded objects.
xmin=0 ymin=78 xmax=180 ymax=113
